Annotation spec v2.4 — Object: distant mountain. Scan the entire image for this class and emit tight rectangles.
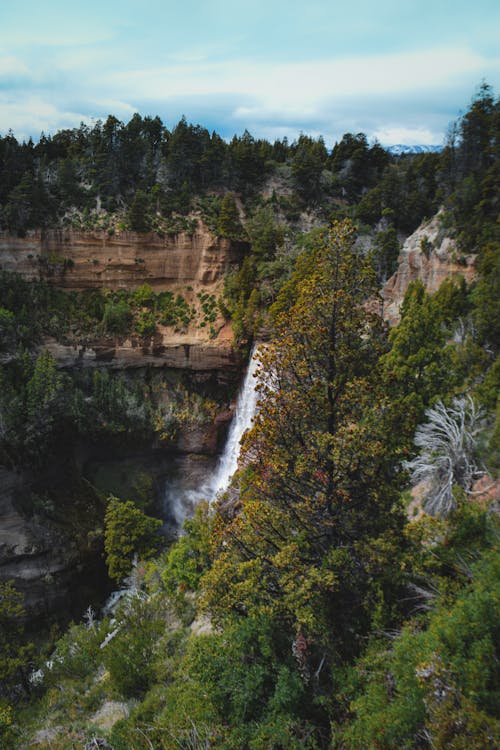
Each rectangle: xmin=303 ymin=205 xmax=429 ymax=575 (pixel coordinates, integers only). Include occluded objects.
xmin=387 ymin=144 xmax=443 ymax=155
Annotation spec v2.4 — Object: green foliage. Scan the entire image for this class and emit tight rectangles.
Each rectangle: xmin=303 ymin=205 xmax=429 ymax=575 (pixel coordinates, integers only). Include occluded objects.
xmin=89 ymin=369 xmax=149 ymax=435
xmin=444 ymin=83 xmax=500 ymax=251
xmin=26 ymin=349 xmax=65 ymax=421
xmin=331 ymin=132 xmax=389 ymax=202
xmin=217 ymin=192 xmax=245 ymax=239
xmin=104 ymin=496 xmax=162 ymax=582
xmin=0 ymin=704 xmax=18 ymax=749
xmin=42 ymin=617 xmax=110 ymax=684
xmin=103 ymin=595 xmax=168 ymax=697
xmin=246 ymin=204 xmax=284 ymax=260
xmin=291 ymin=134 xmax=328 ymax=202
xmin=223 ymin=254 xmax=258 ymax=341
xmin=158 ymin=291 xmax=194 ymax=328
xmin=0 ymin=580 xmax=33 ymax=689
xmin=432 ymin=275 xmax=469 ymax=325
xmin=128 ymin=188 xmax=151 ymax=232
xmin=160 ymin=502 xmax=212 ymax=596
xmin=339 ymin=541 xmax=500 ymax=750
xmin=135 ymin=310 xmax=157 ymax=337
xmin=132 ymin=282 xmax=155 ymax=307
xmin=381 ymin=280 xmax=457 ymax=430
xmin=471 ymin=243 xmax=500 ymax=348
xmin=203 ymin=220 xmax=406 ymax=659
xmin=0 ymin=348 xmax=73 ymax=466
xmin=102 ymin=298 xmax=132 ymax=335
xmin=372 ymin=225 xmax=400 ymax=281
xmin=0 ymin=307 xmax=16 ymax=351
xmin=356 ymin=152 xmax=441 ymax=232
xmin=135 ymin=615 xmax=321 ymax=749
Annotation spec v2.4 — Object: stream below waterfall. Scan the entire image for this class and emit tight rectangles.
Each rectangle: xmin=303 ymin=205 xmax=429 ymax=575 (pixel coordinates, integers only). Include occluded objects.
xmin=164 ymin=344 xmax=261 ymax=528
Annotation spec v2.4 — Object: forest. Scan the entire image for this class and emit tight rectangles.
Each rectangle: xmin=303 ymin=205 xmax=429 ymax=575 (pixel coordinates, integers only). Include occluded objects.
xmin=0 ymin=83 xmax=499 ymax=748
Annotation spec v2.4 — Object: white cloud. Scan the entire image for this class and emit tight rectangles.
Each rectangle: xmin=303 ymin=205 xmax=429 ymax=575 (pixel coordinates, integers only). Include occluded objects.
xmin=104 ymin=47 xmax=488 ymax=105
xmin=0 ymin=56 xmax=30 ymax=78
xmin=0 ymin=96 xmax=90 ymax=139
xmin=372 ymin=126 xmax=443 ymax=146
xmin=0 ymin=41 xmax=498 ymax=144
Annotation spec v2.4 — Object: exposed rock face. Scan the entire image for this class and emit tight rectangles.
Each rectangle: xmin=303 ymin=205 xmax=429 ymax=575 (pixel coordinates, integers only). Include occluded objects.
xmin=0 ymin=221 xmax=243 ymax=290
xmin=41 ymin=329 xmax=240 ymax=372
xmin=382 ymin=212 xmax=476 ymax=325
xmin=0 ymin=222 xmax=246 ymax=620
xmin=0 ymin=222 xmax=244 ymax=372
xmin=0 ymin=467 xmax=106 ymax=621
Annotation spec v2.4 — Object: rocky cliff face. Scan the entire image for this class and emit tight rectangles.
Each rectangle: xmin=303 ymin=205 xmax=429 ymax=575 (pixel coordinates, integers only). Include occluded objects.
xmin=40 ymin=329 xmax=240 ymax=373
xmin=0 ymin=221 xmax=245 ymax=372
xmin=0 ymin=220 xmax=242 ymax=290
xmin=382 ymin=212 xmax=476 ymax=325
xmin=0 ymin=222 xmax=245 ymax=621
xmin=0 ymin=467 xmax=107 ymax=621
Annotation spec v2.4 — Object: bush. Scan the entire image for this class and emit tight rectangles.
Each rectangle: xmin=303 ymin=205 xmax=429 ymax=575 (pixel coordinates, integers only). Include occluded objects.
xmin=102 ymin=299 xmax=132 ymax=335
xmin=135 ymin=311 xmax=156 ymax=337
xmin=104 ymin=496 xmax=162 ymax=582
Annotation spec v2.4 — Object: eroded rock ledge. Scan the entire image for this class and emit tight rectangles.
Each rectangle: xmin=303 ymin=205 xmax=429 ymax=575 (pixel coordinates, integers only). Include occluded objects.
xmin=41 ymin=333 xmax=240 ymax=372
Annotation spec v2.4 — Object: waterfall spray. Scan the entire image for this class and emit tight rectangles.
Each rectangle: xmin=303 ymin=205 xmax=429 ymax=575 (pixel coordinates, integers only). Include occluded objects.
xmin=165 ymin=344 xmax=261 ymax=527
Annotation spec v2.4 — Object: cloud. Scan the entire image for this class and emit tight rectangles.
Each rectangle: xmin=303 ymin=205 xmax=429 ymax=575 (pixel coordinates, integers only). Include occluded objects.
xmin=0 ymin=96 xmax=90 ymax=139
xmin=372 ymin=126 xmax=442 ymax=147
xmin=0 ymin=56 xmax=30 ymax=77
xmin=104 ymin=47 xmax=488 ymax=103
xmin=0 ymin=37 xmax=498 ymax=145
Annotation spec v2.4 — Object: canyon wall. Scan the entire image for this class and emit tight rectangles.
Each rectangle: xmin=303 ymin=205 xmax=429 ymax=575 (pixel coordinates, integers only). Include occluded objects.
xmin=0 ymin=222 xmax=245 ymax=620
xmin=0 ymin=220 xmax=242 ymax=290
xmin=382 ymin=212 xmax=477 ymax=325
xmin=0 ymin=221 xmax=245 ymax=372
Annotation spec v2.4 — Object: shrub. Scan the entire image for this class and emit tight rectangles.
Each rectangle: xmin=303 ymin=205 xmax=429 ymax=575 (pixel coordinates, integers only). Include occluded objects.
xmin=102 ymin=299 xmax=132 ymax=335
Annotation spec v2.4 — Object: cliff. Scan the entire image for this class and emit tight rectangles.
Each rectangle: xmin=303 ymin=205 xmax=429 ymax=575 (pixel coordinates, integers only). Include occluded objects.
xmin=0 ymin=467 xmax=107 ymax=620
xmin=40 ymin=328 xmax=240 ymax=373
xmin=0 ymin=221 xmax=245 ymax=372
xmin=0 ymin=220 xmax=242 ymax=291
xmin=382 ymin=212 xmax=477 ymax=325
xmin=0 ymin=221 xmax=245 ymax=620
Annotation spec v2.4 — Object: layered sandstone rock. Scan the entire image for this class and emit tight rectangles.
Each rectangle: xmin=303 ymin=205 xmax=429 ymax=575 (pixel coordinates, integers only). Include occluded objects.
xmin=382 ymin=212 xmax=476 ymax=326
xmin=41 ymin=333 xmax=240 ymax=372
xmin=0 ymin=221 xmax=245 ymax=371
xmin=0 ymin=221 xmax=243 ymax=290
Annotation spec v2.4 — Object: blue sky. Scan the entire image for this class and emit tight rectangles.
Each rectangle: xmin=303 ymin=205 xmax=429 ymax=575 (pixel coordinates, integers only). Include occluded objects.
xmin=1 ymin=0 xmax=499 ymax=146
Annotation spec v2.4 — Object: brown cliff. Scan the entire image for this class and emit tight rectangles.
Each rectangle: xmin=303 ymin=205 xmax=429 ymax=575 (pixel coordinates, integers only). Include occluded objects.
xmin=40 ymin=328 xmax=240 ymax=373
xmin=0 ymin=221 xmax=246 ymax=371
xmin=382 ymin=212 xmax=476 ymax=326
xmin=0 ymin=220 xmax=242 ymax=291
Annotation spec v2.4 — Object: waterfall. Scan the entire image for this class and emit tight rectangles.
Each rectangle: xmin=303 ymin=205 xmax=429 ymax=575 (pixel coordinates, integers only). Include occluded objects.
xmin=165 ymin=344 xmax=261 ymax=527
xmin=207 ymin=344 xmax=260 ymax=498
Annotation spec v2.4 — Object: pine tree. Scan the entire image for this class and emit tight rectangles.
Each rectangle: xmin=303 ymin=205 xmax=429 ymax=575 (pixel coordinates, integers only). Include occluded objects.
xmin=217 ymin=192 xmax=244 ymax=239
xmin=203 ymin=220 xmax=406 ymax=658
xmin=128 ymin=189 xmax=151 ymax=233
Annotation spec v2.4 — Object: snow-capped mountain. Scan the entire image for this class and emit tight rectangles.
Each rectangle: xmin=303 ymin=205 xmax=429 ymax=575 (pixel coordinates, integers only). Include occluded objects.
xmin=387 ymin=144 xmax=443 ymax=155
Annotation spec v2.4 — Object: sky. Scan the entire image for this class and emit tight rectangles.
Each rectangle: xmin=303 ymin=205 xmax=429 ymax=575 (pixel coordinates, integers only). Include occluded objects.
xmin=0 ymin=0 xmax=499 ymax=147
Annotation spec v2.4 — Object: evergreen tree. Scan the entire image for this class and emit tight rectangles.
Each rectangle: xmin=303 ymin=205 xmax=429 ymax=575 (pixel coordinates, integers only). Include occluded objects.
xmin=217 ymin=192 xmax=244 ymax=239
xmin=203 ymin=220 xmax=406 ymax=659
xmin=128 ymin=188 xmax=151 ymax=232
xmin=104 ymin=496 xmax=161 ymax=582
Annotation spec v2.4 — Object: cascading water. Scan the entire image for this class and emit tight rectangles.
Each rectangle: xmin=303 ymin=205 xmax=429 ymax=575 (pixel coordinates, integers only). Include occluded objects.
xmin=164 ymin=344 xmax=261 ymax=527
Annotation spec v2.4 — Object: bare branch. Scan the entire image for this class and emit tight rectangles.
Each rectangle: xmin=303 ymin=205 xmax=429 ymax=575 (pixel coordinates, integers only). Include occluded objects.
xmin=404 ymin=396 xmax=485 ymax=516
